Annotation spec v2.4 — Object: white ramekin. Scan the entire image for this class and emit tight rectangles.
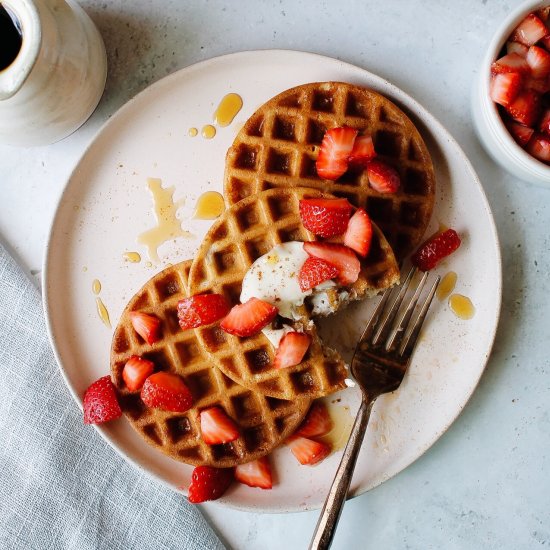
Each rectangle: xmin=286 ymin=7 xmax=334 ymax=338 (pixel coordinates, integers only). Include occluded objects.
xmin=471 ymin=0 xmax=550 ymax=187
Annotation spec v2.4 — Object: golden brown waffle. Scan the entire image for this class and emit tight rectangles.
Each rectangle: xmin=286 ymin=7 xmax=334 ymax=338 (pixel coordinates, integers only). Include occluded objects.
xmin=224 ymin=81 xmax=436 ymax=259
xmin=110 ymin=260 xmax=311 ymax=467
xmin=187 ymin=187 xmax=400 ymax=400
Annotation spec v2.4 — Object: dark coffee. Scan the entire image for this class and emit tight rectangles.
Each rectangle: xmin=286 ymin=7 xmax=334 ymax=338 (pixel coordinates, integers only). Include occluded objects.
xmin=0 ymin=3 xmax=22 ymax=71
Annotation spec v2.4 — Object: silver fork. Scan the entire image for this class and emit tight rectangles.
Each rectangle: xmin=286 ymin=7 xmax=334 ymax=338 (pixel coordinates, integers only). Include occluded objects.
xmin=309 ymin=267 xmax=441 ymax=550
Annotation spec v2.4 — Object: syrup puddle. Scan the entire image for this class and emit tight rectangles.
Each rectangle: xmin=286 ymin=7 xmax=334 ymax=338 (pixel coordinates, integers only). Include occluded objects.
xmin=96 ymin=297 xmax=111 ymax=328
xmin=214 ymin=93 xmax=243 ymax=127
xmin=318 ymin=400 xmax=354 ymax=452
xmin=123 ymin=251 xmax=141 ymax=263
xmin=201 ymin=124 xmax=216 ymax=139
xmin=449 ymin=294 xmax=475 ymax=320
xmin=193 ymin=191 xmax=225 ymax=220
xmin=92 ymin=279 xmax=101 ymax=295
xmin=437 ymin=271 xmax=457 ymax=301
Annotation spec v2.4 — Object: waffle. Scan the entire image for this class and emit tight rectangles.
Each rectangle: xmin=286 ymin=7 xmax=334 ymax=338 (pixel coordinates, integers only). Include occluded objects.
xmin=187 ymin=187 xmax=400 ymax=400
xmin=110 ymin=260 xmax=311 ymax=467
xmin=224 ymin=81 xmax=436 ymax=259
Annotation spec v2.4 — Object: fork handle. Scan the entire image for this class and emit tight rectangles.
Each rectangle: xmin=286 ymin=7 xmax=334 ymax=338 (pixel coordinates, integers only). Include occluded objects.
xmin=309 ymin=396 xmax=374 ymax=550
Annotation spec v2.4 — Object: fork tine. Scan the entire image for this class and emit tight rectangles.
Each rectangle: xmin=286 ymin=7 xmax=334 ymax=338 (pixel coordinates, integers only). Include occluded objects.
xmin=356 ymin=285 xmax=393 ymax=345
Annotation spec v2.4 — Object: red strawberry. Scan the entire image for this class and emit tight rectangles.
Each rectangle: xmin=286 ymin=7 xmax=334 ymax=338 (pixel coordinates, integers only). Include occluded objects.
xmin=122 ymin=355 xmax=155 ymax=392
xmin=525 ymin=75 xmax=550 ymax=93
xmin=296 ymin=402 xmax=333 ymax=438
xmin=366 ymin=159 xmax=400 ymax=194
xmin=512 ymin=13 xmax=548 ymax=46
xmin=273 ymin=332 xmax=311 ymax=369
xmin=411 ymin=228 xmax=462 ymax=272
xmin=129 ymin=311 xmax=161 ymax=345
xmin=344 ymin=208 xmax=373 ymax=257
xmin=200 ymin=407 xmax=240 ymax=445
xmin=234 ymin=457 xmax=273 ymax=489
xmin=539 ymin=109 xmax=550 ymax=136
xmin=348 ymin=134 xmax=376 ymax=165
xmin=83 ymin=375 xmax=122 ymax=424
xmin=298 ymin=256 xmax=338 ymax=292
xmin=526 ymin=45 xmax=550 ymax=78
xmin=299 ymin=198 xmax=353 ymax=237
xmin=188 ymin=466 xmax=233 ymax=504
xmin=541 ymin=34 xmax=550 ymax=51
xmin=303 ymin=242 xmax=361 ymax=285
xmin=490 ymin=72 xmax=523 ymax=107
xmin=220 ymin=298 xmax=278 ymax=337
xmin=316 ymin=126 xmax=358 ymax=180
xmin=140 ymin=371 xmax=193 ymax=412
xmin=505 ymin=89 xmax=541 ymax=126
xmin=504 ymin=118 xmax=535 ymax=146
xmin=287 ymin=435 xmax=331 ymax=465
xmin=506 ymin=41 xmax=529 ymax=57
xmin=490 ymin=52 xmax=530 ymax=75
xmin=537 ymin=7 xmax=550 ymax=22
xmin=177 ymin=293 xmax=230 ymax=330
xmin=526 ymin=134 xmax=550 ymax=163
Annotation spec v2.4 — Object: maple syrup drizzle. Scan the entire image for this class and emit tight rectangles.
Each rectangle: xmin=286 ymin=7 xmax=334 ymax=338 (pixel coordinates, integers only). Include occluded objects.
xmin=201 ymin=124 xmax=216 ymax=139
xmin=137 ymin=178 xmax=192 ymax=263
xmin=318 ymin=401 xmax=354 ymax=452
xmin=92 ymin=279 xmax=101 ymax=295
xmin=188 ymin=127 xmax=198 ymax=137
xmin=123 ymin=251 xmax=141 ymax=263
xmin=449 ymin=294 xmax=475 ymax=320
xmin=193 ymin=191 xmax=225 ymax=220
xmin=96 ymin=297 xmax=111 ymax=328
xmin=213 ymin=93 xmax=243 ymax=127
xmin=437 ymin=271 xmax=457 ymax=301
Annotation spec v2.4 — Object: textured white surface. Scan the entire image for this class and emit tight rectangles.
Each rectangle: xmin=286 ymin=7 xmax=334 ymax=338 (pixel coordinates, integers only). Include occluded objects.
xmin=1 ymin=0 xmax=549 ymax=548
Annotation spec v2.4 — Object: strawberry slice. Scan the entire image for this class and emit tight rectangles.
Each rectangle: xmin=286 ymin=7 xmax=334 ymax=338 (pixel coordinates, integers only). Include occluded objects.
xmin=188 ymin=466 xmax=234 ymax=504
xmin=539 ymin=109 xmax=550 ymax=136
xmin=296 ymin=402 xmax=333 ymax=438
xmin=83 ymin=375 xmax=122 ymax=425
xmin=526 ymin=134 xmax=550 ymax=163
xmin=140 ymin=371 xmax=193 ymax=412
xmin=303 ymin=242 xmax=361 ymax=285
xmin=298 ymin=256 xmax=338 ymax=292
xmin=537 ymin=7 xmax=550 ymax=22
xmin=316 ymin=126 xmax=358 ymax=180
xmin=504 ymin=118 xmax=535 ymax=146
xmin=200 ymin=407 xmax=240 ymax=445
xmin=122 ymin=355 xmax=155 ymax=392
xmin=526 ymin=45 xmax=550 ymax=79
xmin=220 ymin=297 xmax=278 ymax=337
xmin=177 ymin=293 xmax=230 ymax=330
xmin=234 ymin=457 xmax=273 ymax=489
xmin=506 ymin=41 xmax=529 ymax=57
xmin=525 ymin=75 xmax=550 ymax=93
xmin=273 ymin=332 xmax=311 ymax=369
xmin=512 ymin=13 xmax=548 ymax=46
xmin=490 ymin=52 xmax=530 ymax=75
xmin=299 ymin=198 xmax=353 ymax=238
xmin=348 ymin=134 xmax=376 ymax=166
xmin=411 ymin=228 xmax=462 ymax=272
xmin=490 ymin=72 xmax=523 ymax=107
xmin=541 ymin=34 xmax=550 ymax=51
xmin=505 ymin=89 xmax=541 ymax=127
xmin=344 ymin=208 xmax=373 ymax=257
xmin=366 ymin=159 xmax=400 ymax=194
xmin=129 ymin=311 xmax=161 ymax=345
xmin=287 ymin=435 xmax=331 ymax=465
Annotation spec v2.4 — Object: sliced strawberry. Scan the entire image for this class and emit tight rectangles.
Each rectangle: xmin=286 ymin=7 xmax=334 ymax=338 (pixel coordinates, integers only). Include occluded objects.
xmin=504 ymin=118 xmax=535 ymax=146
xmin=83 ymin=375 xmax=122 ymax=425
xmin=296 ymin=402 xmax=333 ymax=438
xmin=316 ymin=126 xmax=358 ymax=180
xmin=140 ymin=371 xmax=193 ymax=412
xmin=490 ymin=72 xmax=523 ymax=107
xmin=541 ymin=34 xmax=550 ymax=51
xmin=344 ymin=208 xmax=373 ymax=257
xmin=220 ymin=298 xmax=278 ymax=337
xmin=512 ymin=13 xmax=548 ymax=46
xmin=177 ymin=293 xmax=230 ymax=330
xmin=348 ymin=134 xmax=376 ymax=165
xmin=188 ymin=466 xmax=234 ymax=504
xmin=526 ymin=45 xmax=550 ymax=78
xmin=298 ymin=256 xmax=338 ymax=292
xmin=287 ymin=435 xmax=331 ymax=465
xmin=122 ymin=355 xmax=155 ymax=392
xmin=234 ymin=457 xmax=273 ymax=489
xmin=525 ymin=75 xmax=550 ymax=93
xmin=526 ymin=134 xmax=550 ymax=163
xmin=200 ymin=407 xmax=240 ymax=445
xmin=506 ymin=41 xmax=529 ymax=57
xmin=505 ymin=89 xmax=541 ymax=126
xmin=273 ymin=332 xmax=311 ymax=369
xmin=411 ymin=228 xmax=462 ymax=272
xmin=366 ymin=159 xmax=400 ymax=194
xmin=490 ymin=52 xmax=530 ymax=75
xmin=303 ymin=242 xmax=361 ymax=285
xmin=536 ymin=7 xmax=550 ymax=23
xmin=299 ymin=198 xmax=353 ymax=237
xmin=129 ymin=311 xmax=161 ymax=345
xmin=539 ymin=109 xmax=550 ymax=136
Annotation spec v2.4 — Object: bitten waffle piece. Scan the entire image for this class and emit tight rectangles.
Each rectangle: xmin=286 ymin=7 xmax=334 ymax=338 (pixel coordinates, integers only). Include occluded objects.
xmin=223 ymin=81 xmax=436 ymax=259
xmin=187 ymin=187 xmax=400 ymax=400
xmin=110 ymin=261 xmax=310 ymax=467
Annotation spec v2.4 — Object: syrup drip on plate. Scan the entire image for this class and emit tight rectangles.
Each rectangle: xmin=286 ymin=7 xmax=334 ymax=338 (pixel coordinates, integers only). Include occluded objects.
xmin=449 ymin=294 xmax=475 ymax=320
xmin=193 ymin=191 xmax=225 ymax=220
xmin=437 ymin=271 xmax=457 ymax=301
xmin=201 ymin=125 xmax=216 ymax=139
xmin=213 ymin=93 xmax=243 ymax=127
xmin=92 ymin=279 xmax=101 ymax=295
xmin=188 ymin=127 xmax=198 ymax=137
xmin=96 ymin=297 xmax=111 ymax=328
xmin=318 ymin=401 xmax=354 ymax=452
xmin=123 ymin=251 xmax=141 ymax=263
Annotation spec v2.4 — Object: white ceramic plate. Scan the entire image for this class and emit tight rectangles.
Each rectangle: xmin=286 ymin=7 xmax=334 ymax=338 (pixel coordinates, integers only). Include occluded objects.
xmin=44 ymin=50 xmax=501 ymax=513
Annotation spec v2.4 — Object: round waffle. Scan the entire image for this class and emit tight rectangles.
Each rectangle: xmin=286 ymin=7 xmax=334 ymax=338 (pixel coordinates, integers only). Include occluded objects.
xmin=224 ymin=81 xmax=436 ymax=259
xmin=110 ymin=260 xmax=311 ymax=467
xmin=187 ymin=187 xmax=400 ymax=401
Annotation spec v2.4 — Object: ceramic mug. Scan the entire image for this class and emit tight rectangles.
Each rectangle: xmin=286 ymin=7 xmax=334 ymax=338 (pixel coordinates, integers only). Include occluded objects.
xmin=0 ymin=0 xmax=107 ymax=147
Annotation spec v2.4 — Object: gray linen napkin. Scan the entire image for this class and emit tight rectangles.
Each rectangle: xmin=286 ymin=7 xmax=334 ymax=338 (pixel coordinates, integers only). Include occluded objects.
xmin=0 ymin=242 xmax=225 ymax=550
